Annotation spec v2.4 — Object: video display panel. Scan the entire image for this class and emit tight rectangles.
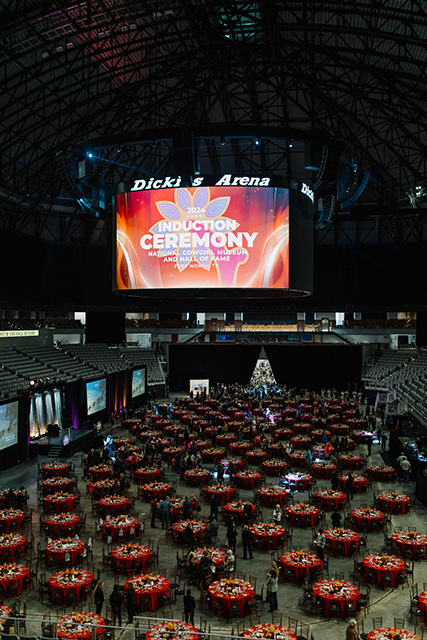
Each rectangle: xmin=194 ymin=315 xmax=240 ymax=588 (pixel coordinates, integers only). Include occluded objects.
xmin=0 ymin=400 xmax=19 ymax=451
xmin=86 ymin=379 xmax=107 ymax=416
xmin=116 ymin=185 xmax=290 ymax=290
xmin=132 ymin=368 xmax=146 ymax=398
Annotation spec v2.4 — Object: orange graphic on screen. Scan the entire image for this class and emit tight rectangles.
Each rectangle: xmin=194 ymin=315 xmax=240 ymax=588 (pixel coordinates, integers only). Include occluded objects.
xmin=116 ymin=186 xmax=289 ymax=290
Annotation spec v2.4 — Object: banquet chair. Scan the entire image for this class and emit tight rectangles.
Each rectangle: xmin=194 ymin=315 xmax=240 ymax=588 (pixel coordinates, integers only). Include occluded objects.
xmin=382 ymin=572 xmax=395 ymax=589
xmin=357 ymin=584 xmax=371 ymax=615
xmin=272 ymin=612 xmax=283 ymax=625
xmin=253 ymin=585 xmax=265 ymax=613
xmin=394 ymin=617 xmax=405 ymax=628
xmin=344 ymin=600 xmax=357 ymax=618
xmin=356 ymin=618 xmax=368 ymax=640
xmin=287 ymin=617 xmax=299 ymax=635
xmin=414 ymin=624 xmax=425 ymax=640
xmin=326 ymin=600 xmax=341 ymax=619
xmin=372 ymin=617 xmax=383 ymax=629
xmin=297 ymin=621 xmax=310 ymax=640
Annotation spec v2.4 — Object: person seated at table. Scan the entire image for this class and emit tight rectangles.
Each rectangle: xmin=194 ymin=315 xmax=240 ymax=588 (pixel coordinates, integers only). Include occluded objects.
xmin=184 ymin=523 xmax=195 ymax=548
xmin=206 ymin=516 xmax=219 ymax=544
xmin=331 ymin=509 xmax=342 ymax=528
xmin=225 ymin=548 xmax=235 ymax=576
xmin=183 ymin=496 xmax=193 ymax=519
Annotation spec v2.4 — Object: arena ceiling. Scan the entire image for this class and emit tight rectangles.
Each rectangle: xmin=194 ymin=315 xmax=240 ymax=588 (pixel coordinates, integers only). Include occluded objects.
xmin=1 ymin=0 xmax=427 ymax=245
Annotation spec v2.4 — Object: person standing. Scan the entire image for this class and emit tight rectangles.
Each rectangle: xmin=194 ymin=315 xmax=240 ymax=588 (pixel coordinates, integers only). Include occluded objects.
xmin=242 ymin=524 xmax=253 ymax=559
xmin=346 ymin=619 xmax=359 ymax=640
xmin=315 ymin=529 xmax=326 ymax=562
xmin=184 ymin=589 xmax=196 ymax=625
xmin=126 ymin=582 xmax=135 ymax=624
xmin=401 ymin=457 xmax=411 ymax=482
xmin=94 ymin=581 xmax=104 ymax=616
xmin=226 ymin=519 xmax=237 ymax=554
xmin=381 ymin=431 xmax=388 ymax=452
xmin=266 ymin=570 xmax=279 ymax=612
xmin=109 ymin=584 xmax=123 ymax=626
xmin=346 ymin=473 xmax=354 ymax=500
xmin=331 ymin=509 xmax=342 ymax=529
xmin=272 ymin=504 xmax=282 ymax=526
xmin=210 ymin=494 xmax=219 ymax=520
xmin=150 ymin=498 xmax=157 ymax=528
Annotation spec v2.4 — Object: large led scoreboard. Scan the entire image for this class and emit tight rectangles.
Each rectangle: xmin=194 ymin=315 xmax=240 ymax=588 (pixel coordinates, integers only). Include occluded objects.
xmin=115 ymin=174 xmax=313 ymax=297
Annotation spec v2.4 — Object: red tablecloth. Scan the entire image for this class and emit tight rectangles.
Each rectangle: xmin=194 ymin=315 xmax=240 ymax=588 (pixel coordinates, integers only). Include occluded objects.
xmin=249 ymin=523 xmax=285 ymax=549
xmin=339 ymin=475 xmax=368 ymax=493
xmin=243 ymin=624 xmax=296 ymax=640
xmin=193 ymin=548 xmax=226 ymax=568
xmin=98 ymin=496 xmax=129 ymax=516
xmin=112 ymin=437 xmax=132 ymax=448
xmin=338 ymin=454 xmax=363 ymax=469
xmin=103 ymin=516 xmax=140 ymax=542
xmin=204 ymin=485 xmax=234 ymax=504
xmin=216 ymin=434 xmax=238 ymax=447
xmin=139 ymin=483 xmax=171 ymax=501
xmin=163 ymin=446 xmax=185 ymax=462
xmin=391 ymin=531 xmax=427 ymax=560
xmin=282 ymin=472 xmax=312 ymax=492
xmin=362 ymin=554 xmax=405 ymax=587
xmin=184 ymin=469 xmax=211 ymax=487
xmin=350 ymin=508 xmax=385 ymax=532
xmin=0 ymin=533 xmax=27 ymax=560
xmin=42 ymin=462 xmax=69 ymax=478
xmin=352 ymin=430 xmax=374 ymax=444
xmin=57 ymin=612 xmax=105 ymax=639
xmin=292 ymin=423 xmax=312 ymax=435
xmin=229 ymin=442 xmax=251 ymax=456
xmin=125 ymin=453 xmax=145 ymax=468
xmin=44 ymin=492 xmax=75 ymax=514
xmin=235 ymin=471 xmax=262 ymax=489
xmin=311 ymin=430 xmax=331 ymax=443
xmin=208 ymin=579 xmax=254 ymax=617
xmin=0 ymin=509 xmax=25 ymax=533
xmin=257 ymin=487 xmax=289 ymax=507
xmin=311 ymin=461 xmax=337 ymax=478
xmin=418 ymin=592 xmax=427 ymax=624
xmin=261 ymin=460 xmax=287 ymax=476
xmin=221 ymin=458 xmax=244 ymax=473
xmin=286 ymin=504 xmax=319 ymax=527
xmin=202 ymin=448 xmax=226 ymax=463
xmin=367 ymin=629 xmax=419 ymax=640
xmin=49 ymin=570 xmax=94 ymax=604
xmin=368 ymin=465 xmax=396 ymax=482
xmin=291 ymin=436 xmax=312 ymax=450
xmin=172 ymin=520 xmax=207 ymax=544
xmin=42 ymin=477 xmax=73 ymax=495
xmin=146 ymin=622 xmax=198 ymax=640
xmin=89 ymin=465 xmax=113 ymax=481
xmin=46 ymin=514 xmax=81 ymax=538
xmin=312 ymin=579 xmax=359 ymax=619
xmin=134 ymin=468 xmax=162 ymax=484
xmin=377 ymin=493 xmax=410 ymax=514
xmin=274 ymin=429 xmax=293 ymax=441
xmin=324 ymin=529 xmax=360 ymax=556
xmin=111 ymin=544 xmax=151 ymax=573
xmin=280 ymin=551 xmax=322 ymax=582
xmin=331 ymin=424 xmax=350 ymax=435
xmin=223 ymin=502 xmax=256 ymax=524
xmin=245 ymin=450 xmax=268 ymax=465
xmin=315 ymin=490 xmax=346 ymax=511
xmin=0 ymin=563 xmax=29 ymax=596
xmin=125 ymin=574 xmax=170 ymax=611
xmin=288 ymin=452 xmax=308 ymax=469
xmin=45 ymin=539 xmax=85 ymax=566
xmin=91 ymin=480 xmax=115 ymax=498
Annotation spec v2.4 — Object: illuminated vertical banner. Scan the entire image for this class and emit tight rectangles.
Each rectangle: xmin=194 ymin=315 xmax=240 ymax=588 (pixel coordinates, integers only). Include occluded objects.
xmin=116 ymin=185 xmax=289 ymax=290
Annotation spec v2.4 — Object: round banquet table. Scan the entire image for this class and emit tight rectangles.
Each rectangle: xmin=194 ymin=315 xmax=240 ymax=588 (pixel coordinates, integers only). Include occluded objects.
xmin=366 ymin=629 xmax=419 ymax=640
xmin=368 ymin=465 xmax=396 ymax=482
xmin=324 ymin=529 xmax=360 ymax=556
xmin=193 ymin=548 xmax=226 ymax=569
xmin=134 ymin=467 xmax=161 ymax=484
xmin=292 ymin=423 xmax=312 ymax=435
xmin=339 ymin=475 xmax=368 ymax=493
xmin=282 ymin=472 xmax=312 ymax=492
xmin=350 ymin=508 xmax=385 ymax=532
xmin=291 ymin=436 xmax=312 ymax=450
xmin=124 ymin=574 xmax=170 ymax=611
xmin=125 ymin=454 xmax=145 ymax=468
xmin=261 ymin=460 xmax=287 ymax=476
xmin=0 ymin=606 xmax=11 ymax=627
xmin=288 ymin=452 xmax=308 ymax=469
xmin=162 ymin=446 xmax=185 ymax=462
xmin=0 ymin=509 xmax=25 ymax=533
xmin=362 ymin=554 xmax=405 ymax=587
xmin=103 ymin=516 xmax=139 ymax=542
xmin=188 ymin=439 xmax=210 ymax=451
xmin=235 ymin=471 xmax=262 ymax=489
xmin=279 ymin=551 xmax=323 ymax=583
xmin=163 ymin=425 xmax=183 ymax=437
xmin=89 ymin=465 xmax=113 ymax=481
xmin=45 ymin=538 xmax=85 ymax=566
xmin=112 ymin=437 xmax=132 ymax=448
xmin=352 ymin=430 xmax=374 ymax=445
xmin=0 ymin=563 xmax=29 ymax=597
xmin=172 ymin=520 xmax=207 ymax=545
xmin=98 ymin=496 xmax=129 ymax=516
xmin=156 ymin=497 xmax=196 ymax=521
xmin=249 ymin=523 xmax=285 ymax=550
xmin=57 ymin=612 xmax=105 ymax=640
xmin=42 ymin=477 xmax=73 ymax=495
xmin=257 ymin=487 xmax=288 ymax=508
xmin=315 ymin=490 xmax=347 ymax=511
xmin=111 ymin=544 xmax=151 ymax=573
xmin=377 ymin=493 xmax=410 ymax=514
xmin=223 ymin=502 xmax=256 ymax=525
xmin=245 ymin=450 xmax=268 ymax=465
xmin=91 ymin=480 xmax=115 ymax=498
xmin=184 ymin=469 xmax=211 ymax=487
xmin=146 ymin=622 xmax=198 ymax=640
xmin=419 ymin=592 xmax=427 ymax=624
xmin=221 ymin=457 xmax=244 ymax=473
xmin=311 ymin=430 xmax=331 ymax=443
xmin=391 ymin=531 xmax=427 ymax=560
xmin=46 ymin=513 xmax=81 ymax=538
xmin=229 ymin=442 xmax=251 ymax=456
xmin=49 ymin=570 xmax=94 ymax=604
xmin=286 ymin=504 xmax=319 ymax=528
xmin=201 ymin=448 xmax=226 ymax=463
xmin=243 ymin=624 xmax=296 ymax=640
xmin=139 ymin=483 xmax=171 ymax=502
xmin=44 ymin=492 xmax=76 ymax=514
xmin=216 ymin=434 xmax=237 ymax=448
xmin=312 ymin=579 xmax=359 ymax=619
xmin=274 ymin=429 xmax=293 ymax=442
xmin=42 ymin=462 xmax=69 ymax=478
xmin=338 ymin=454 xmax=363 ymax=469
xmin=204 ymin=485 xmax=234 ymax=505
xmin=311 ymin=461 xmax=337 ymax=479
xmin=0 ymin=533 xmax=27 ymax=561
xmin=208 ymin=579 xmax=254 ymax=618
xmin=331 ymin=424 xmax=350 ymax=435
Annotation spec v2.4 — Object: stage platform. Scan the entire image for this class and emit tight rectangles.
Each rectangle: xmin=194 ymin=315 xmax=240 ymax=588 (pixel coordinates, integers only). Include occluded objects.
xmin=30 ymin=427 xmax=104 ymax=458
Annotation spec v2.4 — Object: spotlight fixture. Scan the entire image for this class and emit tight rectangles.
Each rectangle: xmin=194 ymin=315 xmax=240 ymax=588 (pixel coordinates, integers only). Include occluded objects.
xmin=29 ymin=379 xmax=36 ymax=387
xmin=255 ymin=138 xmax=260 ymax=146
xmin=220 ymin=137 xmax=226 ymax=146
